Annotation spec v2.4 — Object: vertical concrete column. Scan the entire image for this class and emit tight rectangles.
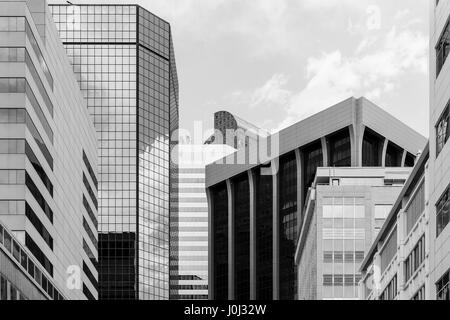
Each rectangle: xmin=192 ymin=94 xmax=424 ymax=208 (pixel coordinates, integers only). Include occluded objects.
xmin=321 ymin=136 xmax=329 ymax=167
xmin=351 ymin=124 xmax=365 ymax=167
xmin=381 ymin=138 xmax=389 ymax=167
xmin=226 ymin=179 xmax=235 ymax=300
xmin=247 ymin=169 xmax=257 ymax=300
xmin=397 ymin=207 xmax=406 ymax=299
xmin=294 ymin=148 xmax=304 ymax=230
xmin=206 ymin=188 xmax=214 ymax=300
xmin=272 ymin=159 xmax=280 ymax=300
xmin=401 ymin=150 xmax=407 ymax=167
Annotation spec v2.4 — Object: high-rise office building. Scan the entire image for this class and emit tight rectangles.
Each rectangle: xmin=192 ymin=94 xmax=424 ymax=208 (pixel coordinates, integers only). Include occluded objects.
xmin=205 ymin=97 xmax=427 ymax=300
xmin=359 ymin=145 xmax=429 ymax=300
xmin=429 ymin=0 xmax=450 ymax=300
xmin=296 ymin=167 xmax=412 ymax=300
xmin=50 ymin=4 xmax=179 ymax=300
xmin=0 ymin=0 xmax=98 ymax=300
xmin=170 ymin=111 xmax=260 ymax=300
xmin=170 ymin=143 xmax=235 ymax=300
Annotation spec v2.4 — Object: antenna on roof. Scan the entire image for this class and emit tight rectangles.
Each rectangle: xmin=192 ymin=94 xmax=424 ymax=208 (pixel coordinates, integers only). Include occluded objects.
xmin=66 ymin=1 xmax=73 ymax=5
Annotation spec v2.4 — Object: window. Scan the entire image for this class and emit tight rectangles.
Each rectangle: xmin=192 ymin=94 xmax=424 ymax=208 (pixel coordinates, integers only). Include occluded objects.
xmin=380 ymin=274 xmax=397 ymax=300
xmin=436 ymin=270 xmax=449 ymax=300
xmin=404 ymin=235 xmax=426 ymax=283
xmin=436 ymin=186 xmax=450 ymax=238
xmin=437 ymin=18 xmax=450 ymax=77
xmin=412 ymin=285 xmax=426 ymax=300
xmin=405 ymin=181 xmax=425 ymax=235
xmin=436 ymin=103 xmax=449 ymax=157
xmin=380 ymin=228 xmax=397 ymax=273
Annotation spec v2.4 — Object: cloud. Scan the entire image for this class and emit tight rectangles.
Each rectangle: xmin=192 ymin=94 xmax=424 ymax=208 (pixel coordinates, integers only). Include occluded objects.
xmin=278 ymin=24 xmax=427 ymax=130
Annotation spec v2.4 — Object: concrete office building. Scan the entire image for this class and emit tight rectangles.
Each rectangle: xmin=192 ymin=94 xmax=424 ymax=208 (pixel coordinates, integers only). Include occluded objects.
xmin=50 ymin=4 xmax=179 ymax=300
xmin=1 ymin=221 xmax=52 ymax=299
xmin=359 ymin=144 xmax=429 ymax=300
xmin=0 ymin=0 xmax=98 ymax=300
xmin=430 ymin=0 xmax=450 ymax=300
xmin=205 ymin=97 xmax=427 ymax=300
xmin=170 ymin=112 xmax=259 ymax=300
xmin=296 ymin=167 xmax=411 ymax=300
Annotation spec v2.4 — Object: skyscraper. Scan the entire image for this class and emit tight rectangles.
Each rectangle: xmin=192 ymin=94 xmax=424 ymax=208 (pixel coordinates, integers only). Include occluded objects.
xmin=170 ymin=111 xmax=261 ymax=300
xmin=0 ymin=0 xmax=98 ymax=300
xmin=50 ymin=4 xmax=179 ymax=300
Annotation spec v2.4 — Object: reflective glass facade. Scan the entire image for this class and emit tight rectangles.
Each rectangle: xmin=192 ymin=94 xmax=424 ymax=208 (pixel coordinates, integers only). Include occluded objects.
xmin=362 ymin=129 xmax=383 ymax=167
xmin=50 ymin=4 xmax=178 ymax=300
xmin=234 ymin=176 xmax=250 ymax=300
xmin=255 ymin=171 xmax=273 ymax=299
xmin=303 ymin=141 xmax=323 ymax=199
xmin=212 ymin=184 xmax=228 ymax=300
xmin=279 ymin=153 xmax=297 ymax=300
xmin=328 ymin=129 xmax=351 ymax=167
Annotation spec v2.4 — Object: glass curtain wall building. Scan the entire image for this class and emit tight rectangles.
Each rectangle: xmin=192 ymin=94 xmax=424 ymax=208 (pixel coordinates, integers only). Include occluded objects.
xmin=50 ymin=4 xmax=179 ymax=300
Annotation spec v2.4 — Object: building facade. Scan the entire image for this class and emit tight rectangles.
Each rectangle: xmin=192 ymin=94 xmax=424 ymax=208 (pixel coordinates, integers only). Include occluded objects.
xmin=170 ymin=111 xmax=259 ymax=300
xmin=359 ymin=145 xmax=429 ymax=300
xmin=50 ymin=4 xmax=179 ymax=300
xmin=296 ymin=167 xmax=411 ymax=300
xmin=0 ymin=0 xmax=98 ymax=300
xmin=205 ymin=97 xmax=427 ymax=300
xmin=170 ymin=144 xmax=235 ymax=300
xmin=430 ymin=0 xmax=450 ymax=300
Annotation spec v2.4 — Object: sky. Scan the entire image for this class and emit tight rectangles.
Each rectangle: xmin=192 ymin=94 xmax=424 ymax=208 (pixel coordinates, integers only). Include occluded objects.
xmin=53 ymin=0 xmax=430 ymax=137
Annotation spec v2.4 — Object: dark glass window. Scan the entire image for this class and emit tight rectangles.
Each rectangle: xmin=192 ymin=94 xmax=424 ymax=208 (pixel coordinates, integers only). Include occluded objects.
xmin=380 ymin=274 xmax=397 ymax=300
xmin=404 ymin=235 xmax=425 ymax=282
xmin=83 ymin=261 xmax=99 ymax=291
xmin=436 ymin=186 xmax=450 ymax=237
xmin=437 ymin=19 xmax=450 ymax=77
xmin=25 ymin=172 xmax=53 ymax=223
xmin=303 ymin=141 xmax=323 ymax=199
xmin=83 ymin=150 xmax=98 ymax=190
xmin=212 ymin=184 xmax=228 ymax=300
xmin=362 ymin=129 xmax=383 ymax=167
xmin=233 ymin=176 xmax=250 ymax=300
xmin=25 ymin=233 xmax=53 ymax=276
xmin=25 ymin=202 xmax=53 ymax=250
xmin=436 ymin=103 xmax=449 ymax=157
xmin=328 ymin=129 xmax=351 ymax=167
xmin=405 ymin=153 xmax=416 ymax=167
xmin=279 ymin=153 xmax=297 ymax=300
xmin=437 ymin=270 xmax=450 ymax=300
xmin=385 ymin=142 xmax=403 ymax=167
xmin=255 ymin=170 xmax=273 ymax=300
xmin=98 ymin=233 xmax=136 ymax=300
xmin=25 ymin=142 xmax=53 ymax=196
xmin=83 ymin=283 xmax=96 ymax=300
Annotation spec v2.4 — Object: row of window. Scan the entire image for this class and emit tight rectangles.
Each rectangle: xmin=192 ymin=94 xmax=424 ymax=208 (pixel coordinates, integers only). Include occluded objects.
xmin=380 ymin=274 xmax=397 ymax=300
xmin=0 ymin=136 xmax=53 ymax=196
xmin=83 ymin=173 xmax=98 ymax=210
xmin=0 ymin=223 xmax=63 ymax=300
xmin=323 ymin=251 xmax=365 ymax=263
xmin=26 ymin=172 xmax=53 ymax=223
xmin=0 ymin=273 xmax=26 ymax=300
xmin=83 ymin=150 xmax=98 ymax=190
xmin=404 ymin=235 xmax=426 ymax=283
xmin=437 ymin=269 xmax=449 ymax=300
xmin=323 ymin=274 xmax=362 ymax=286
xmin=0 ymin=78 xmax=54 ymax=150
